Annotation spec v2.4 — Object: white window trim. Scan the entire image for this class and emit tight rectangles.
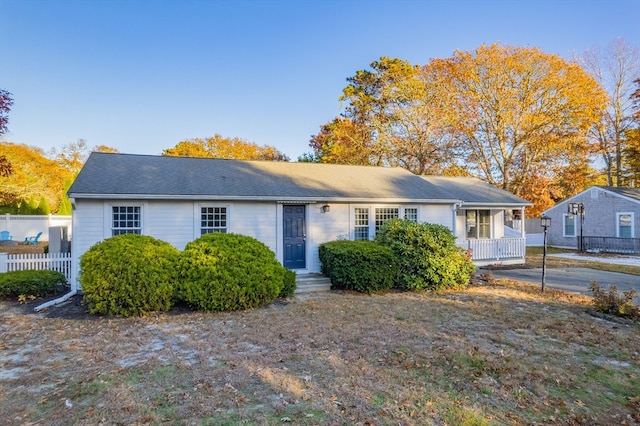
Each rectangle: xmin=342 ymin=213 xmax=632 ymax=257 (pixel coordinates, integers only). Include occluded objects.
xmin=616 ymin=212 xmax=634 ymax=238
xmin=351 ymin=205 xmax=418 ymax=240
xmin=563 ymin=214 xmax=576 ymax=237
xmin=104 ymin=202 xmax=147 ymax=239
xmin=195 ymin=203 xmax=231 ymax=237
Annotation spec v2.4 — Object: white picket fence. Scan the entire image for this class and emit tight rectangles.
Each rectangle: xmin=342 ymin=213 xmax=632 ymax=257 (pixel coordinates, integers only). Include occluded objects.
xmin=0 ymin=252 xmax=72 ymax=281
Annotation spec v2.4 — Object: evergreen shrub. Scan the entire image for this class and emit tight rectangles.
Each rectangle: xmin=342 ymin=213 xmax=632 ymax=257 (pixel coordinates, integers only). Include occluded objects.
xmin=0 ymin=270 xmax=67 ymax=298
xmin=279 ymin=269 xmax=297 ymax=298
xmin=175 ymin=233 xmax=285 ymax=311
xmin=318 ymin=240 xmax=397 ymax=294
xmin=375 ymin=218 xmax=475 ymax=291
xmin=79 ymin=234 xmax=179 ymax=316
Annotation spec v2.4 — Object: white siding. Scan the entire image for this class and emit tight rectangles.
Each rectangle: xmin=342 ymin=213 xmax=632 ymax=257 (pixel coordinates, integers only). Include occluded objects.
xmin=70 ymin=199 xmax=461 ymax=284
xmin=421 ymin=205 xmax=453 ymax=229
xmin=229 ymin=202 xmax=277 ymax=253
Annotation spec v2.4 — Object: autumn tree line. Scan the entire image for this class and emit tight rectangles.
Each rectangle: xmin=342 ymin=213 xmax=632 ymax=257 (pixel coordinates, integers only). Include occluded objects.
xmin=1 ymin=41 xmax=639 ymax=216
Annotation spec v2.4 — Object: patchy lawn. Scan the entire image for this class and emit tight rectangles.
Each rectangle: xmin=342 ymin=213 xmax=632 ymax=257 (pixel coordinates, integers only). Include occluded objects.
xmin=1 ymin=279 xmax=639 ymax=425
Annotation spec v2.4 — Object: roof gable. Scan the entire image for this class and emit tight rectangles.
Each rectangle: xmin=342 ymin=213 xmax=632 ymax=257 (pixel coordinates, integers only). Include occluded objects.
xmin=68 ymin=153 xmax=459 ymax=202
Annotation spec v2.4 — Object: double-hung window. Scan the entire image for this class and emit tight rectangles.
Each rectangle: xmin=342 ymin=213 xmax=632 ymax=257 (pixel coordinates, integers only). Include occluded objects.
xmin=375 ymin=207 xmax=399 ymax=233
xmin=201 ymin=207 xmax=228 ymax=234
xmin=617 ymin=213 xmax=633 ymax=238
xmin=404 ymin=207 xmax=418 ymax=222
xmin=466 ymin=210 xmax=491 ymax=239
xmin=354 ymin=208 xmax=369 ymax=241
xmin=563 ymin=214 xmax=576 ymax=237
xmin=112 ymin=206 xmax=142 ymax=236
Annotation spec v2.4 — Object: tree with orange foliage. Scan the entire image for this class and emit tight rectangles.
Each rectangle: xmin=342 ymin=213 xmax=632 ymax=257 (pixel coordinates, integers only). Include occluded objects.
xmin=431 ymin=44 xmax=608 ymax=202
xmin=163 ymin=135 xmax=289 ymax=161
xmin=309 ymin=117 xmax=374 ymax=165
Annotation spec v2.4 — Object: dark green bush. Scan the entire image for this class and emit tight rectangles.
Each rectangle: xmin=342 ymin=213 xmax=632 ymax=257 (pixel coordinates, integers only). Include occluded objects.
xmin=79 ymin=234 xmax=180 ymax=316
xmin=590 ymin=282 xmax=639 ymax=319
xmin=319 ymin=240 xmax=397 ymax=294
xmin=375 ymin=218 xmax=475 ymax=291
xmin=0 ymin=270 xmax=67 ymax=298
xmin=175 ymin=233 xmax=285 ymax=311
xmin=279 ymin=269 xmax=297 ymax=298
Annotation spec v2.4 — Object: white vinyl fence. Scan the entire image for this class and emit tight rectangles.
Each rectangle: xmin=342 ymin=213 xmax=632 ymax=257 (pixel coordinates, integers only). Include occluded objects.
xmin=0 ymin=252 xmax=72 ymax=281
xmin=0 ymin=214 xmax=72 ymax=242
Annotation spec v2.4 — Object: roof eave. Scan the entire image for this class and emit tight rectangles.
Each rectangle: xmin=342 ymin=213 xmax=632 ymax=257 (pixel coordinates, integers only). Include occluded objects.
xmin=68 ymin=193 xmax=461 ymax=204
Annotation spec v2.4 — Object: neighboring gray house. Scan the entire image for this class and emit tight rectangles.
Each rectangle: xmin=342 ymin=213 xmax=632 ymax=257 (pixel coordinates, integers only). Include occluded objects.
xmin=65 ymin=153 xmax=532 ymax=289
xmin=542 ymin=186 xmax=640 ymax=252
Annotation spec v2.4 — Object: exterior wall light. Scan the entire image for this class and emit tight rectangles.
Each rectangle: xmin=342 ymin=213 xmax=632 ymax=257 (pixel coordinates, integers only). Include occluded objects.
xmin=322 ymin=204 xmax=330 ymax=213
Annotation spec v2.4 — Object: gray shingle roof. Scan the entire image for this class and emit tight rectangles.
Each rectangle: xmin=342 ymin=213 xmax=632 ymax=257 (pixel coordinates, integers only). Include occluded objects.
xmin=420 ymin=176 xmax=532 ymax=206
xmin=68 ymin=153 xmax=461 ymax=202
xmin=598 ymin=186 xmax=640 ymax=202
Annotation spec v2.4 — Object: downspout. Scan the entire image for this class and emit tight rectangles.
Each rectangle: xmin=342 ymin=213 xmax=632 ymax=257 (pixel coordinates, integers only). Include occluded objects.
xmin=34 ymin=288 xmax=77 ymax=312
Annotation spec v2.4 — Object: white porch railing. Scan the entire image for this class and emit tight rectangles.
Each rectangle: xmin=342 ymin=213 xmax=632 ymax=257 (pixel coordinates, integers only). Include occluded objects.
xmin=0 ymin=252 xmax=72 ymax=281
xmin=465 ymin=238 xmax=526 ymax=262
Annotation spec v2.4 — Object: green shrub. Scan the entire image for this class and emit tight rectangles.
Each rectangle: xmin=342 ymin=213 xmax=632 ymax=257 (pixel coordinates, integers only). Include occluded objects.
xmin=590 ymin=282 xmax=639 ymax=319
xmin=79 ymin=234 xmax=179 ymax=316
xmin=279 ymin=269 xmax=297 ymax=298
xmin=0 ymin=270 xmax=67 ymax=298
xmin=175 ymin=233 xmax=285 ymax=311
xmin=319 ymin=240 xmax=397 ymax=294
xmin=375 ymin=218 xmax=475 ymax=291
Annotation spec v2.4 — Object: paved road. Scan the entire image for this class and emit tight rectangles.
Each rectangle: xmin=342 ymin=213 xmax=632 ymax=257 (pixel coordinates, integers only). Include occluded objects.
xmin=486 ymin=267 xmax=640 ymax=303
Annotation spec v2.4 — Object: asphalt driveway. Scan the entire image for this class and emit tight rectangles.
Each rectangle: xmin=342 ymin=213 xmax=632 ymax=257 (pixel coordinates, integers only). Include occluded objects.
xmin=486 ymin=267 xmax=640 ymax=303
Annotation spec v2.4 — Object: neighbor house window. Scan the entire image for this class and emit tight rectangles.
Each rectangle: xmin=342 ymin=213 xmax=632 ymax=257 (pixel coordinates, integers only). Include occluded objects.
xmin=354 ymin=208 xmax=369 ymax=241
xmin=201 ymin=207 xmax=227 ymax=234
xmin=404 ymin=208 xmax=418 ymax=222
xmin=617 ymin=213 xmax=633 ymax=238
xmin=112 ymin=206 xmax=141 ymax=236
xmin=375 ymin=207 xmax=399 ymax=233
xmin=466 ymin=210 xmax=491 ymax=239
xmin=563 ymin=214 xmax=576 ymax=237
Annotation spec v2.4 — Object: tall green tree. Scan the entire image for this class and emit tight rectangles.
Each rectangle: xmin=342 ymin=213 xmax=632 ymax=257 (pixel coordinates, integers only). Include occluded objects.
xmin=577 ymin=38 xmax=640 ymax=186
xmin=337 ymin=57 xmax=456 ymax=175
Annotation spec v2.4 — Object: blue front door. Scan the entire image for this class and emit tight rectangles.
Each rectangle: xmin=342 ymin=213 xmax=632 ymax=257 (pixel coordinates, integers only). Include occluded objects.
xmin=283 ymin=205 xmax=306 ymax=269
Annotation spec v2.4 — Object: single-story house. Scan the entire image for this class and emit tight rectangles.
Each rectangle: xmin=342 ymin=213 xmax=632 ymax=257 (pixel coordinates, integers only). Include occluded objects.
xmin=542 ymin=186 xmax=640 ymax=253
xmin=65 ymin=153 xmax=532 ymax=289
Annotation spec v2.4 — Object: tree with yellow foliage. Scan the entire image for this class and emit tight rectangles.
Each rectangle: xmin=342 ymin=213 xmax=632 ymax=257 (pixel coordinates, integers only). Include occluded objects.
xmin=163 ymin=135 xmax=289 ymax=161
xmin=431 ymin=44 xmax=608 ymax=202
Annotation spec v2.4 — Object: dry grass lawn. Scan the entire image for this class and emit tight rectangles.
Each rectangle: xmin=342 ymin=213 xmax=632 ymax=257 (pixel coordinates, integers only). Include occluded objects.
xmin=1 ymin=277 xmax=639 ymax=425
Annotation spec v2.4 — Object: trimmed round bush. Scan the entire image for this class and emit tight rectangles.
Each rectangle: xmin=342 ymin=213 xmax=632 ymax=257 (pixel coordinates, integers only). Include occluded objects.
xmin=175 ymin=233 xmax=285 ymax=311
xmin=79 ymin=234 xmax=180 ymax=316
xmin=375 ymin=218 xmax=475 ymax=291
xmin=319 ymin=240 xmax=398 ymax=294
xmin=0 ymin=270 xmax=67 ymax=298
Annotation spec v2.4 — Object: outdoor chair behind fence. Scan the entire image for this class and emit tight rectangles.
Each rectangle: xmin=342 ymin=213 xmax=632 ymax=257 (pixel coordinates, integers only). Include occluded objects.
xmin=24 ymin=232 xmax=43 ymax=245
xmin=0 ymin=231 xmax=12 ymax=241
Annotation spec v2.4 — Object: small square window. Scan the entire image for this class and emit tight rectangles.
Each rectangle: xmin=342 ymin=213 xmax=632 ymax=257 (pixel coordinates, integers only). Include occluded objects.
xmin=201 ymin=207 xmax=227 ymax=234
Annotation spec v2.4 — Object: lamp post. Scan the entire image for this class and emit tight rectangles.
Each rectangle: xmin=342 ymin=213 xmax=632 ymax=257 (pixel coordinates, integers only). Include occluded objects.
xmin=568 ymin=202 xmax=585 ymax=251
xmin=540 ymin=215 xmax=551 ymax=293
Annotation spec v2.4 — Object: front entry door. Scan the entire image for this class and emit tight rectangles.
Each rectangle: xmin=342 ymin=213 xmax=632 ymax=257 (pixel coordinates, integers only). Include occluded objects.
xmin=283 ymin=205 xmax=306 ymax=269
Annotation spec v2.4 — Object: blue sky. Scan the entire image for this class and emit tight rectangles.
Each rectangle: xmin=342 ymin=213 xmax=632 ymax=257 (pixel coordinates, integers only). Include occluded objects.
xmin=1 ymin=0 xmax=639 ymax=160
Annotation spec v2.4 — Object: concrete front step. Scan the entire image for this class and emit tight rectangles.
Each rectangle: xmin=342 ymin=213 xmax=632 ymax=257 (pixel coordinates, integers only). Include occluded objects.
xmin=295 ymin=274 xmax=332 ymax=293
